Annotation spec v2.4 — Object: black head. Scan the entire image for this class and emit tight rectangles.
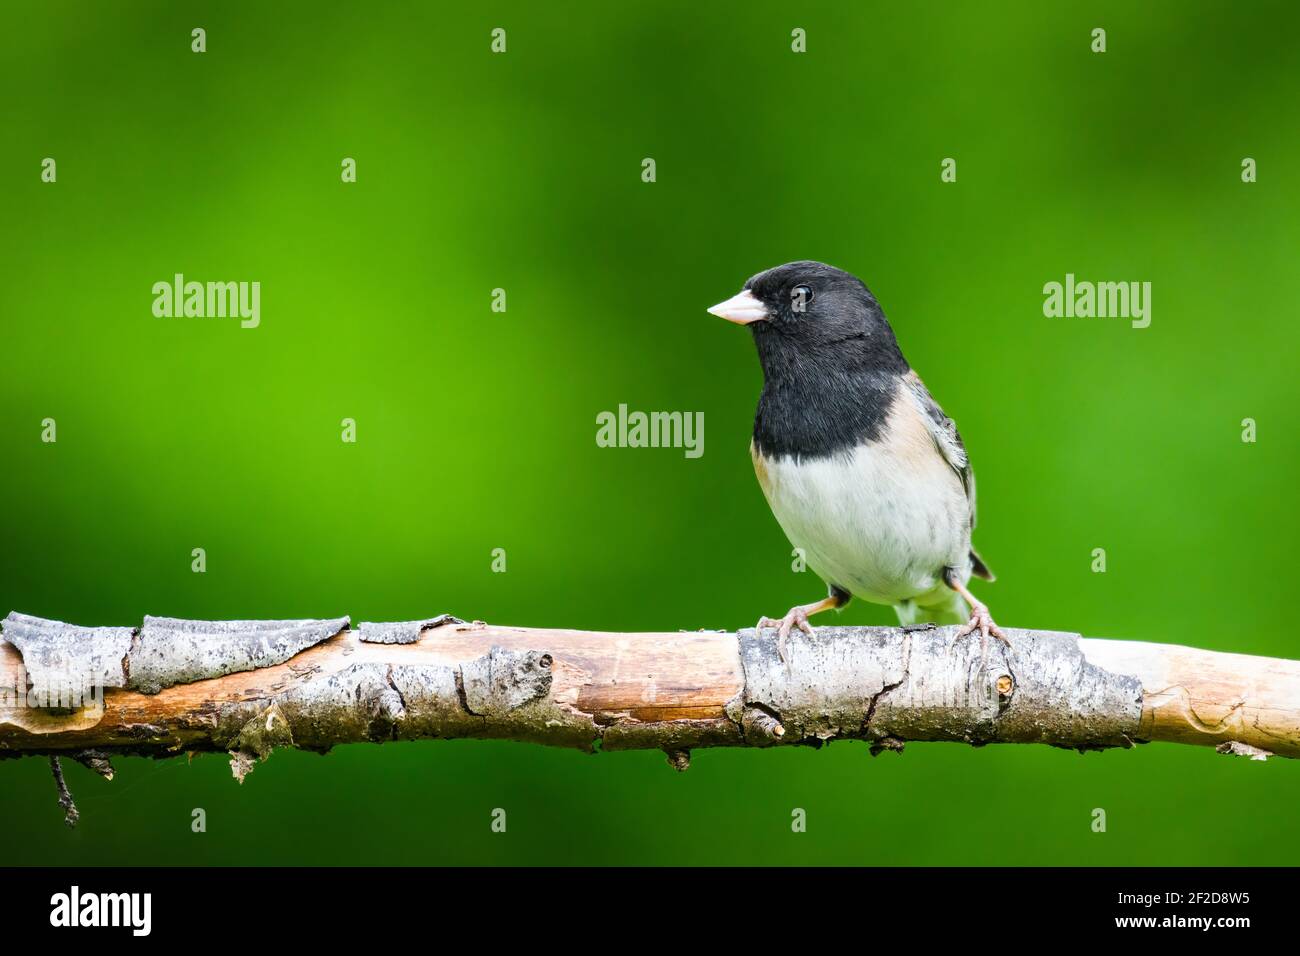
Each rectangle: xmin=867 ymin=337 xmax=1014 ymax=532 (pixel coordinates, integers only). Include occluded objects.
xmin=707 ymin=261 xmax=908 ymax=381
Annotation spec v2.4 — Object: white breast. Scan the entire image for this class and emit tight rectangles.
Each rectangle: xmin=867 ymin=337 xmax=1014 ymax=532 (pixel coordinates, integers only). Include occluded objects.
xmin=752 ymin=392 xmax=971 ymax=606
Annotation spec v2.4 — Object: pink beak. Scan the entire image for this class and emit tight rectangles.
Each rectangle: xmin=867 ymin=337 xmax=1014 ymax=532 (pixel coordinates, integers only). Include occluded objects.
xmin=706 ymin=289 xmax=768 ymax=325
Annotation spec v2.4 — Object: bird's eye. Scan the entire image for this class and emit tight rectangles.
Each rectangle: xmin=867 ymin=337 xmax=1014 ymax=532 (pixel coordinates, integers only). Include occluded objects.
xmin=791 ymin=285 xmax=813 ymax=312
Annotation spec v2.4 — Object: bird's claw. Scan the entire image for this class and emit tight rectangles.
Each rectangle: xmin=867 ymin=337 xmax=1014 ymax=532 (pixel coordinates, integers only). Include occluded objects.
xmin=757 ymin=607 xmax=816 ymax=663
xmin=952 ymin=602 xmax=1010 ymax=662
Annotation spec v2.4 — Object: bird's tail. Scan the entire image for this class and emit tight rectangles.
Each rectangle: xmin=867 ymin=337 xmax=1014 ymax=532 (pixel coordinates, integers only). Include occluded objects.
xmin=894 ymin=589 xmax=969 ymax=627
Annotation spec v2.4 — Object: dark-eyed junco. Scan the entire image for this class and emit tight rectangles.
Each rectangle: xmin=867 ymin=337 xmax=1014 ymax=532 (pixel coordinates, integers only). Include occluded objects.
xmin=709 ymin=260 xmax=1006 ymax=660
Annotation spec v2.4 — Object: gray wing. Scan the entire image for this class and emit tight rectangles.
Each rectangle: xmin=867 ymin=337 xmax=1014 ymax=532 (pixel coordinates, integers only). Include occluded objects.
xmin=902 ymin=372 xmax=976 ymax=529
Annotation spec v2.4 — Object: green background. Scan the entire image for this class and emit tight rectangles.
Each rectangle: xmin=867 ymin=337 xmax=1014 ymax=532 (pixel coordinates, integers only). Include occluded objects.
xmin=2 ymin=0 xmax=1297 ymax=865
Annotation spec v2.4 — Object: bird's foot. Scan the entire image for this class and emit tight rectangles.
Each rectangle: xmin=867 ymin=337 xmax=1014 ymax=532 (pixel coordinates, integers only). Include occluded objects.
xmin=756 ymin=606 xmax=816 ymax=663
xmin=951 ymin=601 xmax=1011 ymax=661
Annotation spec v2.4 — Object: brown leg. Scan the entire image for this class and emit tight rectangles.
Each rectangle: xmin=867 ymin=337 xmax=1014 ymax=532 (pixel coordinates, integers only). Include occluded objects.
xmin=758 ymin=593 xmax=843 ymax=663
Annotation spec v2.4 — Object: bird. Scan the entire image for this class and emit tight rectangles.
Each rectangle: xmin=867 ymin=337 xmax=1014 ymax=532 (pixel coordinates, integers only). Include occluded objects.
xmin=707 ymin=260 xmax=1007 ymax=661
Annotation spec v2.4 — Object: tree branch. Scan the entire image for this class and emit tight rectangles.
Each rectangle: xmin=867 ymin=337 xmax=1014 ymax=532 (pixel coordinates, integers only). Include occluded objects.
xmin=2 ymin=613 xmax=1296 ymax=787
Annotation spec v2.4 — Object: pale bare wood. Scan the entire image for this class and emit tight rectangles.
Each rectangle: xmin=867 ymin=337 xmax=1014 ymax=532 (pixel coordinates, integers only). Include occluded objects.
xmin=1080 ymin=638 xmax=1300 ymax=758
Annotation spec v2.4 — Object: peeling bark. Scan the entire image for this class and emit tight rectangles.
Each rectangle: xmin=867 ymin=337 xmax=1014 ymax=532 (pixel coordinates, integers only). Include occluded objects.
xmin=357 ymin=614 xmax=464 ymax=645
xmin=1 ymin=614 xmax=1296 ymax=782
xmin=2 ymin=612 xmax=134 ymax=703
xmin=128 ymin=615 xmax=349 ymax=694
